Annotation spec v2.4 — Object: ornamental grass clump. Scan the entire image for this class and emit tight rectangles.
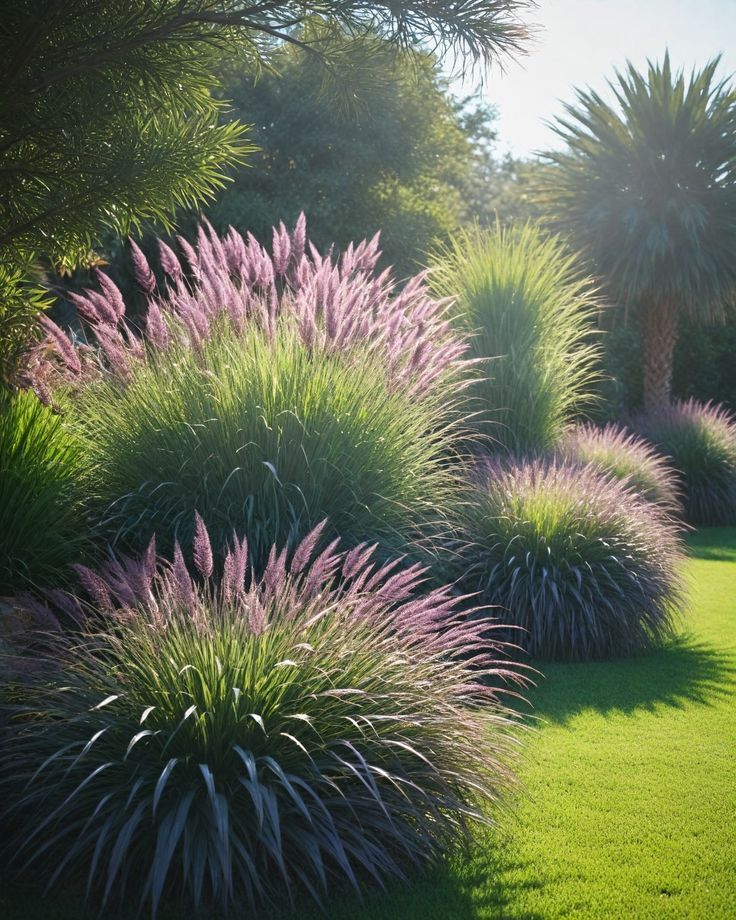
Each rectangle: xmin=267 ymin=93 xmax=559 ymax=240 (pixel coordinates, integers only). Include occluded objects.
xmin=632 ymin=399 xmax=736 ymax=525
xmin=0 ymin=520 xmax=527 ymax=915
xmin=557 ymin=422 xmax=681 ymax=513
xmin=430 ymin=222 xmax=601 ymax=455
xmin=29 ymin=217 xmax=469 ymax=567
xmin=460 ymin=459 xmax=684 ymax=661
xmin=0 ymin=388 xmax=87 ymax=594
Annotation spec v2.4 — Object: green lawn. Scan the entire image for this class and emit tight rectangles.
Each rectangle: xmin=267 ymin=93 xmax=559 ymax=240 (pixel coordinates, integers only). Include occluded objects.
xmin=2 ymin=529 xmax=735 ymax=919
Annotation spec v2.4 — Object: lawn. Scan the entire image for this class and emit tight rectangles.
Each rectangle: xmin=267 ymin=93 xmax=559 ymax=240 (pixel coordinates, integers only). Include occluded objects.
xmin=2 ymin=528 xmax=735 ymax=919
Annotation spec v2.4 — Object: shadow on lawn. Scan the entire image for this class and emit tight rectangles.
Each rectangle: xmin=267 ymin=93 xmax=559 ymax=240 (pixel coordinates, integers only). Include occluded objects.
xmin=686 ymin=527 xmax=736 ymax=562
xmin=267 ymin=844 xmax=546 ymax=920
xmin=686 ymin=545 xmax=736 ymax=563
xmin=526 ymin=636 xmax=736 ymax=725
xmin=1 ymin=849 xmax=546 ymax=920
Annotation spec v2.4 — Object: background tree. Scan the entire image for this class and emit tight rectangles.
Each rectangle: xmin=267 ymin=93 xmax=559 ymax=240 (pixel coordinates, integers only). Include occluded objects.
xmin=592 ymin=316 xmax=736 ymax=420
xmin=538 ymin=54 xmax=736 ymax=410
xmin=0 ymin=0 xmax=534 ymax=388
xmin=180 ymin=36 xmax=504 ymax=276
xmin=467 ymin=152 xmax=547 ymax=227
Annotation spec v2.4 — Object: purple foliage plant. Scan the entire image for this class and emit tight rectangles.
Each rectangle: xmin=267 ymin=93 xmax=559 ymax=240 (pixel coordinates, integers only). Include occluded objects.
xmin=25 ymin=215 xmax=468 ymax=405
xmin=631 ymin=398 xmax=736 ymax=525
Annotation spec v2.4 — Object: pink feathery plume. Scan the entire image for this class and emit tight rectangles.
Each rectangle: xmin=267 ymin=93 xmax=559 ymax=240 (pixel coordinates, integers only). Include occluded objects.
xmin=272 ymin=221 xmax=291 ymax=276
xmin=145 ymin=301 xmax=169 ymax=350
xmin=94 ymin=270 xmax=127 ymax=320
xmin=193 ymin=511 xmax=214 ymax=580
xmin=158 ymin=239 xmax=182 ymax=281
xmin=129 ymin=238 xmax=156 ymax=294
xmin=38 ymin=315 xmax=81 ymax=375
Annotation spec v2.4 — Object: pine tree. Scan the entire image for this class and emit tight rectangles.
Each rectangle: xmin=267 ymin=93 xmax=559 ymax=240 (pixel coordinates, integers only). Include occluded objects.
xmin=0 ymin=0 xmax=533 ymax=387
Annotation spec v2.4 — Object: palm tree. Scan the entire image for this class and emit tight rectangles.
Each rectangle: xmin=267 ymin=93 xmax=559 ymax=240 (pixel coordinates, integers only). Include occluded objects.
xmin=538 ymin=54 xmax=736 ymax=410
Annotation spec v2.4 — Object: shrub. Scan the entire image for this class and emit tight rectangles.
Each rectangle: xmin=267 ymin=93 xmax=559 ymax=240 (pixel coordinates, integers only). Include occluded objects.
xmin=429 ymin=222 xmax=600 ymax=454
xmin=0 ymin=522 xmax=527 ymax=915
xmin=459 ymin=459 xmax=684 ymax=660
xmin=29 ymin=219 xmax=469 ymax=568
xmin=557 ymin=422 xmax=681 ymax=512
xmin=632 ymin=399 xmax=736 ymax=526
xmin=0 ymin=388 xmax=87 ymax=594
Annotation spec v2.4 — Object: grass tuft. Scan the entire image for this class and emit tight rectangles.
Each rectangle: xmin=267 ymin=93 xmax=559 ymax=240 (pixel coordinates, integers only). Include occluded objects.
xmin=458 ymin=457 xmax=684 ymax=660
xmin=429 ymin=222 xmax=601 ymax=454
xmin=632 ymin=399 xmax=736 ymax=526
xmin=70 ymin=324 xmax=466 ymax=568
xmin=0 ymin=523 xmax=527 ymax=915
xmin=29 ymin=218 xmax=471 ymax=568
xmin=0 ymin=389 xmax=88 ymax=594
xmin=557 ymin=421 xmax=681 ymax=513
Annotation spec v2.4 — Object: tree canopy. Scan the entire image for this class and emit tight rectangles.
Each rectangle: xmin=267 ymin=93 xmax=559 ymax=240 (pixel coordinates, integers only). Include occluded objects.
xmin=192 ymin=37 xmax=502 ymax=275
xmin=0 ymin=0 xmax=534 ymax=386
xmin=538 ymin=54 xmax=736 ymax=408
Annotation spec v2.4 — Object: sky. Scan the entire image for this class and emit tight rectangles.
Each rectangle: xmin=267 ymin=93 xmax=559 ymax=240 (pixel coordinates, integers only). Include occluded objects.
xmin=457 ymin=0 xmax=736 ymax=158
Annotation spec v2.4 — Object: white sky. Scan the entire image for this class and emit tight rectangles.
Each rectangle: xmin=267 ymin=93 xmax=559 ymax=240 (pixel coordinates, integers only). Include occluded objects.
xmin=457 ymin=0 xmax=736 ymax=158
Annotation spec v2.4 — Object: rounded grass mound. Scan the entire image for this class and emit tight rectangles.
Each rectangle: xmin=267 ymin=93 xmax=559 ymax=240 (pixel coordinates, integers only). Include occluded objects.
xmin=460 ymin=459 xmax=684 ymax=661
xmin=430 ymin=222 xmax=600 ymax=455
xmin=558 ymin=422 xmax=681 ymax=513
xmin=70 ymin=324 xmax=462 ymax=569
xmin=29 ymin=218 xmax=469 ymax=568
xmin=632 ymin=399 xmax=736 ymax=526
xmin=0 ymin=389 xmax=87 ymax=594
xmin=0 ymin=522 xmax=527 ymax=916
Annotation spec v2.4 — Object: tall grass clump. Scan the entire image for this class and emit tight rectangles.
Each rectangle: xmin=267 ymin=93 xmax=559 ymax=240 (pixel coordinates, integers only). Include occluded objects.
xmin=29 ymin=218 xmax=469 ymax=567
xmin=0 ymin=521 xmax=527 ymax=915
xmin=459 ymin=459 xmax=684 ymax=660
xmin=632 ymin=399 xmax=736 ymax=525
xmin=0 ymin=389 xmax=87 ymax=594
xmin=430 ymin=222 xmax=601 ymax=455
xmin=557 ymin=422 xmax=681 ymax=513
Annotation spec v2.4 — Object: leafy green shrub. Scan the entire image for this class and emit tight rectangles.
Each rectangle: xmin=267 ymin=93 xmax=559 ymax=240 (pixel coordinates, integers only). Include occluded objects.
xmin=632 ymin=399 xmax=736 ymax=525
xmin=557 ymin=422 xmax=681 ymax=512
xmin=459 ymin=459 xmax=684 ymax=660
xmin=195 ymin=37 xmax=495 ymax=280
xmin=0 ymin=522 xmax=526 ymax=915
xmin=0 ymin=389 xmax=87 ymax=594
xmin=430 ymin=222 xmax=600 ymax=454
xmin=29 ymin=220 xmax=469 ymax=568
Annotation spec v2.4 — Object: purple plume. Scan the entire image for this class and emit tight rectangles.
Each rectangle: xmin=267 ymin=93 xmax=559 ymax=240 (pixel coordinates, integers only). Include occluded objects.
xmin=292 ymin=212 xmax=307 ymax=265
xmin=26 ymin=215 xmax=469 ymax=403
xmin=94 ymin=270 xmax=126 ymax=320
xmin=272 ymin=221 xmax=291 ymax=276
xmin=222 ymin=531 xmax=249 ymax=603
xmin=38 ymin=315 xmax=81 ymax=376
xmin=193 ymin=511 xmax=214 ymax=579
xmin=171 ymin=541 xmax=197 ymax=610
xmin=177 ymin=234 xmax=201 ymax=280
xmin=129 ymin=238 xmax=156 ymax=294
xmin=158 ymin=239 xmax=182 ymax=281
xmin=49 ymin=517 xmax=529 ymax=705
xmin=145 ymin=301 xmax=169 ymax=350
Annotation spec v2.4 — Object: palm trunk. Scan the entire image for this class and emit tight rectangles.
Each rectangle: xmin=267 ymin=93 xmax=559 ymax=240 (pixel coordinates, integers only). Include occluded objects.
xmin=640 ymin=299 xmax=678 ymax=411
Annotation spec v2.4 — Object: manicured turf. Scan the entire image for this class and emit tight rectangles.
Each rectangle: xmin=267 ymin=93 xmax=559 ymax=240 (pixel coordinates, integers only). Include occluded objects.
xmin=2 ymin=529 xmax=735 ymax=919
